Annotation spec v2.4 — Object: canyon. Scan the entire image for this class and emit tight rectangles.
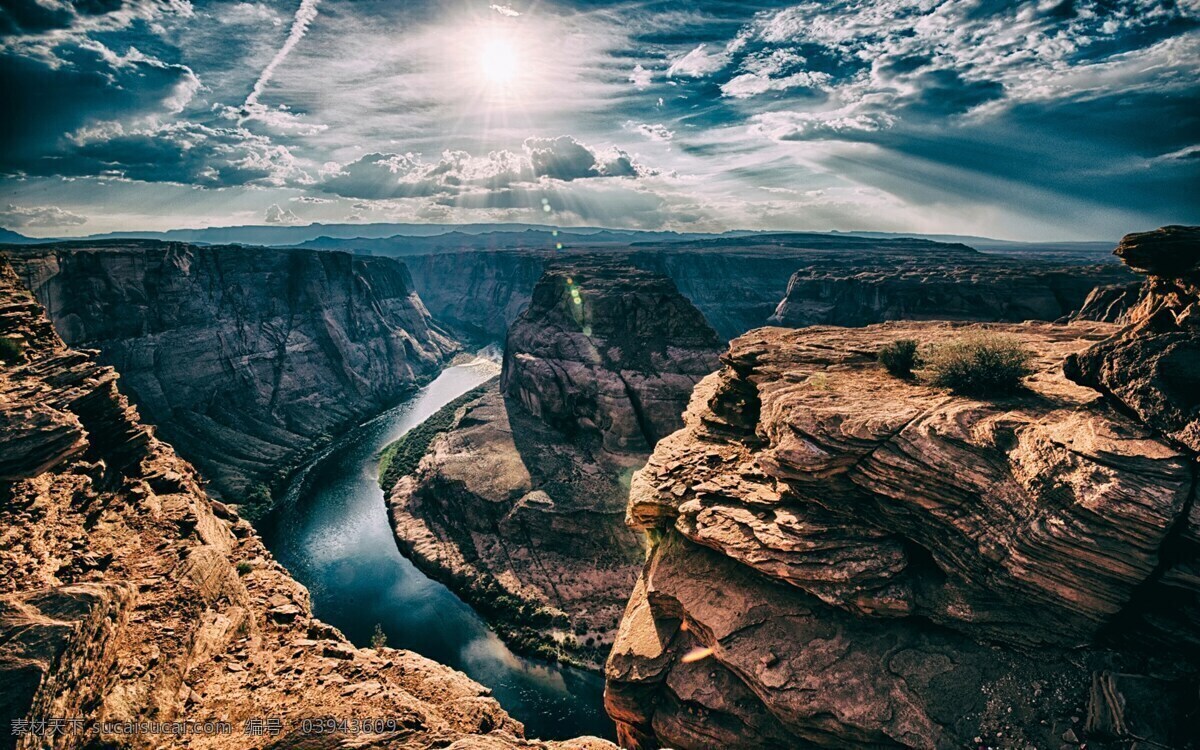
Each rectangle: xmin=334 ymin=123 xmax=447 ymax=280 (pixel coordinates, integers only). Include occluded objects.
xmin=2 ymin=226 xmax=1191 ymax=749
xmin=0 ymin=257 xmax=615 ymax=750
xmin=7 ymin=242 xmax=456 ymax=513
xmin=604 ymin=227 xmax=1200 ymax=749
xmin=406 ymin=236 xmax=1131 ymax=342
xmin=384 ymin=261 xmax=722 ymax=668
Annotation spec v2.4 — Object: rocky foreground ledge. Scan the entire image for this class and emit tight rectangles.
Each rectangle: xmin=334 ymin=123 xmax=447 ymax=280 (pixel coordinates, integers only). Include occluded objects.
xmin=0 ymin=258 xmax=612 ymax=750
xmin=605 ymin=227 xmax=1200 ymax=749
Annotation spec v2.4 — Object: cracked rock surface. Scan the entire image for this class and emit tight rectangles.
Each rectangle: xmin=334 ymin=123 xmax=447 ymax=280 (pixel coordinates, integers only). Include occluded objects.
xmin=608 ymin=307 xmax=1199 ymax=747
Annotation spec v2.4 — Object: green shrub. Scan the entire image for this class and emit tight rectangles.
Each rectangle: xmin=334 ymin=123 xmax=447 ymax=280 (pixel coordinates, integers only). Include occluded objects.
xmin=236 ymin=561 xmax=252 ymax=576
xmin=878 ymin=339 xmax=920 ymax=378
xmin=0 ymin=336 xmax=25 ymax=365
xmin=244 ymin=483 xmax=272 ymax=514
xmin=925 ymin=333 xmax=1033 ymax=396
xmin=378 ymin=378 xmax=496 ymax=490
xmin=370 ymin=623 xmax=388 ymax=650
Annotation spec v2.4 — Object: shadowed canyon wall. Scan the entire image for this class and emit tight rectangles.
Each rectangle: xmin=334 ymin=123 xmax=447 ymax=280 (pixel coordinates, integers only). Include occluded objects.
xmin=385 ymin=262 xmax=723 ymax=668
xmin=8 ymin=242 xmax=456 ymax=510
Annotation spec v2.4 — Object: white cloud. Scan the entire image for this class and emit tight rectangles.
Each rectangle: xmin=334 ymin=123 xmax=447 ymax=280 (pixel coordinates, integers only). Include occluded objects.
xmin=629 ymin=64 xmax=653 ymax=89
xmin=0 ymin=204 xmax=88 ymax=228
xmin=750 ymin=111 xmax=897 ymax=141
xmin=489 ymin=4 xmax=521 ymax=17
xmin=263 ymin=203 xmax=301 ymax=223
xmin=721 ymin=70 xmax=832 ymax=99
xmin=624 ymin=122 xmax=674 ymax=142
xmin=667 ymin=43 xmax=731 ymax=78
xmin=290 ymin=195 xmax=334 ymax=203
xmin=319 ymin=136 xmax=656 ymax=200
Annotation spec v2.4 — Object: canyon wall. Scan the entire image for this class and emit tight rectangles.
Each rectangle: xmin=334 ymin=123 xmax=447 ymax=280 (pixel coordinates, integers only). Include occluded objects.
xmin=770 ymin=259 xmax=1130 ymax=327
xmin=404 ymin=238 xmax=1132 ymax=344
xmin=0 ymin=257 xmax=612 ymax=750
xmin=8 ymin=242 xmax=456 ymax=510
xmin=386 ymin=262 xmax=722 ymax=668
xmin=605 ymin=229 xmax=1199 ymax=749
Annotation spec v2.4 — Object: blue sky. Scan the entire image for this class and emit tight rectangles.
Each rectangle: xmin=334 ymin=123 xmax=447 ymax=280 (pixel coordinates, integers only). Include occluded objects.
xmin=1 ymin=0 xmax=1197 ymax=239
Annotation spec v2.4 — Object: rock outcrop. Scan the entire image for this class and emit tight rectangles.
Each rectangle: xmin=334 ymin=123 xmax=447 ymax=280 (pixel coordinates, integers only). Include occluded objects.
xmin=606 ymin=315 xmax=1198 ymax=749
xmin=502 ymin=262 xmax=724 ymax=454
xmin=0 ymin=257 xmax=612 ymax=750
xmin=1066 ymin=226 xmax=1200 ymax=452
xmin=8 ymin=241 xmax=456 ymax=510
xmin=386 ymin=263 xmax=722 ymax=668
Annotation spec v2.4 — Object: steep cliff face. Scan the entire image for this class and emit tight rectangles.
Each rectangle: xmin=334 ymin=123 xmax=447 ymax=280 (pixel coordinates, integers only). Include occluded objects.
xmin=9 ymin=242 xmax=456 ymax=509
xmin=770 ymin=260 xmax=1130 ymax=327
xmin=386 ymin=263 xmax=722 ymax=668
xmin=0 ymin=258 xmax=612 ymax=750
xmin=404 ymin=239 xmax=1131 ymax=345
xmin=405 ymin=250 xmax=547 ymax=340
xmin=606 ymin=314 xmax=1198 ymax=748
xmin=502 ymin=262 xmax=724 ymax=454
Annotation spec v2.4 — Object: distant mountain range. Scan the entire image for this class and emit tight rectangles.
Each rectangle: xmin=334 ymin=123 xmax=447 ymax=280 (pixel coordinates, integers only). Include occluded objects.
xmin=0 ymin=222 xmax=1119 ymax=262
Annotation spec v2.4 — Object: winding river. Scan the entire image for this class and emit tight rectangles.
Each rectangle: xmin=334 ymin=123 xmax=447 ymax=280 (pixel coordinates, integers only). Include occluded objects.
xmin=258 ymin=355 xmax=615 ymax=741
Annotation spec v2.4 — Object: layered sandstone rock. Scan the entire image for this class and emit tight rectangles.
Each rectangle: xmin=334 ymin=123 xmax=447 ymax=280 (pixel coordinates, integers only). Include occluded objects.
xmin=607 ymin=317 xmax=1198 ymax=749
xmin=1065 ymin=225 xmax=1200 ymax=653
xmin=502 ymin=262 xmax=723 ymax=454
xmin=8 ymin=241 xmax=456 ymax=510
xmin=387 ymin=263 xmax=722 ymax=667
xmin=0 ymin=258 xmax=612 ymax=750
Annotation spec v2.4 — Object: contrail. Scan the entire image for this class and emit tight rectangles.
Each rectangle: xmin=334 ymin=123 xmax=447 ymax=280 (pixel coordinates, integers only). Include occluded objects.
xmin=245 ymin=0 xmax=320 ymax=107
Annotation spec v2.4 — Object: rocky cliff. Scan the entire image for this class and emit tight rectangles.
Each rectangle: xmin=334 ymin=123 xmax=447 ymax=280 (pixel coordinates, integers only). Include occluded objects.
xmin=8 ymin=242 xmax=456 ymax=511
xmin=605 ymin=232 xmax=1199 ymax=748
xmin=502 ymin=262 xmax=724 ymax=454
xmin=0 ymin=257 xmax=612 ymax=750
xmin=386 ymin=262 xmax=722 ymax=668
xmin=404 ymin=238 xmax=1131 ymax=345
xmin=770 ymin=257 xmax=1129 ymax=327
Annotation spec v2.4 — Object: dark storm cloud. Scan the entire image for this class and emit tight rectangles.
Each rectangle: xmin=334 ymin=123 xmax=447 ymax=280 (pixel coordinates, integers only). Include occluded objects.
xmin=0 ymin=42 xmax=199 ymax=172
xmin=0 ymin=0 xmax=175 ymax=36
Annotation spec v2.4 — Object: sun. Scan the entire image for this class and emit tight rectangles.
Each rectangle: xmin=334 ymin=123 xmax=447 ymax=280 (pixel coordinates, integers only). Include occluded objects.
xmin=479 ymin=36 xmax=519 ymax=86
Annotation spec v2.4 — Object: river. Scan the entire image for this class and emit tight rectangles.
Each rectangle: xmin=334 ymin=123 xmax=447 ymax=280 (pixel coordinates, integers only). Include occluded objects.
xmin=258 ymin=356 xmax=615 ymax=741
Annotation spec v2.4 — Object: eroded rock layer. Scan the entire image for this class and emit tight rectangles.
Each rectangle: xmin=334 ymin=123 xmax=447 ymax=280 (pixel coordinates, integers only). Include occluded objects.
xmin=606 ymin=316 xmax=1199 ymax=749
xmin=0 ymin=258 xmax=612 ymax=750
xmin=502 ymin=261 xmax=723 ymax=454
xmin=8 ymin=241 xmax=456 ymax=508
xmin=387 ymin=263 xmax=722 ymax=667
xmin=404 ymin=237 xmax=1131 ymax=344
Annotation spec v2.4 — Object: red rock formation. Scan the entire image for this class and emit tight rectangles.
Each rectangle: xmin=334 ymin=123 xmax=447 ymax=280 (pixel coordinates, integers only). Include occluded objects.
xmin=607 ymin=315 xmax=1198 ymax=748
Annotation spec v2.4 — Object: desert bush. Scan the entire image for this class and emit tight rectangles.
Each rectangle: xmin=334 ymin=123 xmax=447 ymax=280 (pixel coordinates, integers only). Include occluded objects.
xmin=236 ymin=561 xmax=252 ymax=576
xmin=878 ymin=339 xmax=920 ymax=377
xmin=0 ymin=336 xmax=25 ymax=364
xmin=925 ymin=333 xmax=1033 ymax=396
xmin=370 ymin=623 xmax=388 ymax=650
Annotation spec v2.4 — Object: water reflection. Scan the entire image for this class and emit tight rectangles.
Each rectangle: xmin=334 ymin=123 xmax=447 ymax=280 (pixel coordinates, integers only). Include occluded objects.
xmin=259 ymin=358 xmax=615 ymax=741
